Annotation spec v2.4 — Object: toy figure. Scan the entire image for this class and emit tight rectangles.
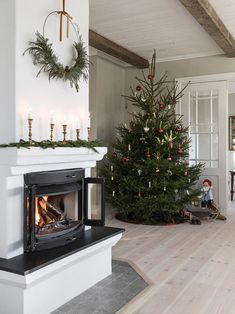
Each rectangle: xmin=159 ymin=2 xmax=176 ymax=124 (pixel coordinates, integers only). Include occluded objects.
xmin=201 ymin=179 xmax=213 ymax=208
xmin=187 ymin=178 xmax=226 ymax=223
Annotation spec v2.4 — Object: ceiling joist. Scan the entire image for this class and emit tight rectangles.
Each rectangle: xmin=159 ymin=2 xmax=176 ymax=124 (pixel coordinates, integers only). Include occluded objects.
xmin=89 ymin=30 xmax=149 ymax=68
xmin=179 ymin=0 xmax=235 ymax=57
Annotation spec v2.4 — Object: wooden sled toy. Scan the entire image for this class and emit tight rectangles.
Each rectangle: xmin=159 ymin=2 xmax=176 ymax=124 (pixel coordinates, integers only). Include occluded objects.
xmin=186 ymin=201 xmax=226 ymax=225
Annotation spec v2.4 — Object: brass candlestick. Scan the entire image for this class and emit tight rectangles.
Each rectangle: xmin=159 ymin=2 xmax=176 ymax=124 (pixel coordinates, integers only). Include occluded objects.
xmin=62 ymin=124 xmax=67 ymax=144
xmin=50 ymin=124 xmax=55 ymax=142
xmin=28 ymin=118 xmax=33 ymax=145
xmin=87 ymin=127 xmax=91 ymax=141
xmin=76 ymin=128 xmax=80 ymax=141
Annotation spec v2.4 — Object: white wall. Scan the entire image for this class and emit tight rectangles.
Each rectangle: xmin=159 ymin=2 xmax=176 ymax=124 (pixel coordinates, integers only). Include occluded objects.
xmin=0 ymin=0 xmax=16 ymax=143
xmin=153 ymin=55 xmax=235 ymax=81
xmin=89 ymin=56 xmax=126 ymax=145
xmin=0 ymin=0 xmax=89 ymax=143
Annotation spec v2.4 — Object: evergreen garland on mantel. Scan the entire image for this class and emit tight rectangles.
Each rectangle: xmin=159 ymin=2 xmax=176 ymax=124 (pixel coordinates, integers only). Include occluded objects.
xmin=0 ymin=139 xmax=103 ymax=152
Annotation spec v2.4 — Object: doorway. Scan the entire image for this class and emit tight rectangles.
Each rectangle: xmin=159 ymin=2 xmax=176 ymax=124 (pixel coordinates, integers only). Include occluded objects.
xmin=176 ymin=74 xmax=229 ymax=213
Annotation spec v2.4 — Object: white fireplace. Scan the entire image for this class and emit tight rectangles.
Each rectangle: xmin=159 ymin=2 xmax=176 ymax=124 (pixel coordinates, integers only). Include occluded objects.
xmin=0 ymin=147 xmax=123 ymax=314
xmin=0 ymin=146 xmax=108 ymax=259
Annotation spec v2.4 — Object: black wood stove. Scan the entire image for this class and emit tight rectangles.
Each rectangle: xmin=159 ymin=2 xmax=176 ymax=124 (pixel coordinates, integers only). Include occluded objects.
xmin=24 ymin=168 xmax=105 ymax=252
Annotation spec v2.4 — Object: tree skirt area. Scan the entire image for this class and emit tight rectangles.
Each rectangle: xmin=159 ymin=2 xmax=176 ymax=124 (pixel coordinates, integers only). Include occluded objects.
xmin=115 ymin=212 xmax=188 ymax=225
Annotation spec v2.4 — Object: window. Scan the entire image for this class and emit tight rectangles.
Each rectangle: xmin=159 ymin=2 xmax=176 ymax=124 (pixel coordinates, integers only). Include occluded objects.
xmin=188 ymin=90 xmax=219 ymax=168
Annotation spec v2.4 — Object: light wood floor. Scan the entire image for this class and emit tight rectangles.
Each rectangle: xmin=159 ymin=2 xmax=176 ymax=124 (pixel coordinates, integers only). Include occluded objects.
xmin=106 ymin=205 xmax=235 ymax=314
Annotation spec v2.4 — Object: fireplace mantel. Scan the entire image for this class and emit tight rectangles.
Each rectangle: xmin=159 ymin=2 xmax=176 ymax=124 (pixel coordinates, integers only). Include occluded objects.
xmin=0 ymin=147 xmax=107 ymax=175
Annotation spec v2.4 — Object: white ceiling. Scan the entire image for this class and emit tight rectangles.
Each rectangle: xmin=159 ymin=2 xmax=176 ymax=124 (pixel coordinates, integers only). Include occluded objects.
xmin=89 ymin=0 xmax=233 ymax=62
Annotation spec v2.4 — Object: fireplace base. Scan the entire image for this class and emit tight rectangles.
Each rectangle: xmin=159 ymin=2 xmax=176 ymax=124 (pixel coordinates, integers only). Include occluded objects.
xmin=0 ymin=227 xmax=123 ymax=314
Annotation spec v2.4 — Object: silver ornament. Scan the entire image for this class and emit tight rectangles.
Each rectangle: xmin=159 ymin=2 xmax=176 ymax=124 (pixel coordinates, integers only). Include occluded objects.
xmin=167 ymin=170 xmax=173 ymax=176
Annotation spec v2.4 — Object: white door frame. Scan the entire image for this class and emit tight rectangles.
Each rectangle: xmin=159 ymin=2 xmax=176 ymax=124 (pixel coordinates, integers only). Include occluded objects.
xmin=176 ymin=72 xmax=232 ymax=212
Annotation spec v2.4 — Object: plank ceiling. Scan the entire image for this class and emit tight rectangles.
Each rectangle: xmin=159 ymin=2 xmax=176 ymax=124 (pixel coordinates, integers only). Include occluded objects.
xmin=89 ymin=0 xmax=235 ymax=62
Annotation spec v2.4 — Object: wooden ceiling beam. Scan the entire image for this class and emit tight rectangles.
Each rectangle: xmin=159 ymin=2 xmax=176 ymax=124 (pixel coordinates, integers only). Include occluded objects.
xmin=179 ymin=0 xmax=235 ymax=57
xmin=89 ymin=30 xmax=149 ymax=68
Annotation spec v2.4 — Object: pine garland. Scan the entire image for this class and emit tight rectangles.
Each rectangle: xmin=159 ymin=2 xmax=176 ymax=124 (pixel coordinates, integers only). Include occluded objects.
xmin=0 ymin=139 xmax=103 ymax=152
xmin=23 ymin=32 xmax=89 ymax=92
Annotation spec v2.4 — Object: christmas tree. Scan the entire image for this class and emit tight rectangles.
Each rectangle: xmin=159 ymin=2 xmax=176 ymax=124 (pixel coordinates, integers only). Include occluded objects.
xmin=101 ymin=51 xmax=203 ymax=224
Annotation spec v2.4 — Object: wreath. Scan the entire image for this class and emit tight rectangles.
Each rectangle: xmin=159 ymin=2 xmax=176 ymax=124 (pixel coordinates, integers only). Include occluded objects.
xmin=23 ymin=21 xmax=89 ymax=92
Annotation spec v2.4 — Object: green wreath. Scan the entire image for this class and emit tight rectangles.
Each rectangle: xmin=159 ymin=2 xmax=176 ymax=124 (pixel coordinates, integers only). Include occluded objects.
xmin=23 ymin=31 xmax=89 ymax=92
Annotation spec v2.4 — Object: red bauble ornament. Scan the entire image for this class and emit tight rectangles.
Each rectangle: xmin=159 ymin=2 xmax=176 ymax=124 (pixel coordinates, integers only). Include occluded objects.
xmin=178 ymin=148 xmax=183 ymax=155
xmin=137 ymin=191 xmax=141 ymax=198
xmin=146 ymin=151 xmax=151 ymax=159
xmin=123 ymin=156 xmax=129 ymax=162
xmin=175 ymin=126 xmax=181 ymax=132
xmin=136 ymin=85 xmax=142 ymax=91
xmin=112 ymin=152 xmax=117 ymax=157
xmin=167 ymin=156 xmax=172 ymax=161
xmin=130 ymin=121 xmax=135 ymax=129
xmin=158 ymin=128 xmax=164 ymax=134
xmin=159 ymin=103 xmax=165 ymax=109
xmin=147 ymin=74 xmax=153 ymax=80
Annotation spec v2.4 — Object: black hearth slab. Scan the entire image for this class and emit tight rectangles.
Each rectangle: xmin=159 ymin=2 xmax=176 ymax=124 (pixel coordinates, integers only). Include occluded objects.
xmin=0 ymin=226 xmax=124 ymax=276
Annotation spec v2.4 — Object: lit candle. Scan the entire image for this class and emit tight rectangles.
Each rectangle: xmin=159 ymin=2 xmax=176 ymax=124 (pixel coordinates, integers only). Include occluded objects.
xmin=63 ymin=116 xmax=67 ymax=125
xmin=76 ymin=119 xmax=81 ymax=129
xmin=87 ymin=112 xmax=91 ymax=128
xmin=50 ymin=111 xmax=54 ymax=124
xmin=28 ymin=107 xmax=33 ymax=119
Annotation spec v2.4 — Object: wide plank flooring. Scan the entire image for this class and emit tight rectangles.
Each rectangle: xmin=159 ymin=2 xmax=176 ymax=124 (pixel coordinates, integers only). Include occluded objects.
xmin=106 ymin=205 xmax=235 ymax=314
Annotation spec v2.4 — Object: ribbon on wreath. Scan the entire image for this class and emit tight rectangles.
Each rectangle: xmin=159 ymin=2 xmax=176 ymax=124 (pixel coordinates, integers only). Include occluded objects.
xmin=58 ymin=0 xmax=73 ymax=41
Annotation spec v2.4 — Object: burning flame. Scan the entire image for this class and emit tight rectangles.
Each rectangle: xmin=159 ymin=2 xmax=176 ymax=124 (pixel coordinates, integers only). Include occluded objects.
xmin=35 ymin=196 xmax=48 ymax=227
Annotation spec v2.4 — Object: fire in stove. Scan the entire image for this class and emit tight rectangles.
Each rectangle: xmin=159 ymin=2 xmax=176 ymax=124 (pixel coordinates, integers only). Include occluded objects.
xmin=35 ymin=194 xmax=81 ymax=237
xmin=24 ymin=168 xmax=105 ymax=252
xmin=35 ymin=196 xmax=66 ymax=227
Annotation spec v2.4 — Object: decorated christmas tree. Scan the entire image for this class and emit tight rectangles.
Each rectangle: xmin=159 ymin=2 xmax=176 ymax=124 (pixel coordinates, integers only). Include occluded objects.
xmin=101 ymin=51 xmax=203 ymax=224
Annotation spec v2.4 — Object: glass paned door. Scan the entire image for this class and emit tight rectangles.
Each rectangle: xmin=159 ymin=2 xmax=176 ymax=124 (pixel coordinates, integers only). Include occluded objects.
xmin=178 ymin=80 xmax=228 ymax=211
xmin=84 ymin=177 xmax=105 ymax=226
xmin=187 ymin=89 xmax=219 ymax=168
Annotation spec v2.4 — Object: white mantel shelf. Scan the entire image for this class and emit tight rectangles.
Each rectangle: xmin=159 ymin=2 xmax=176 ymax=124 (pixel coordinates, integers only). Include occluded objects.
xmin=0 ymin=147 xmax=107 ymax=175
